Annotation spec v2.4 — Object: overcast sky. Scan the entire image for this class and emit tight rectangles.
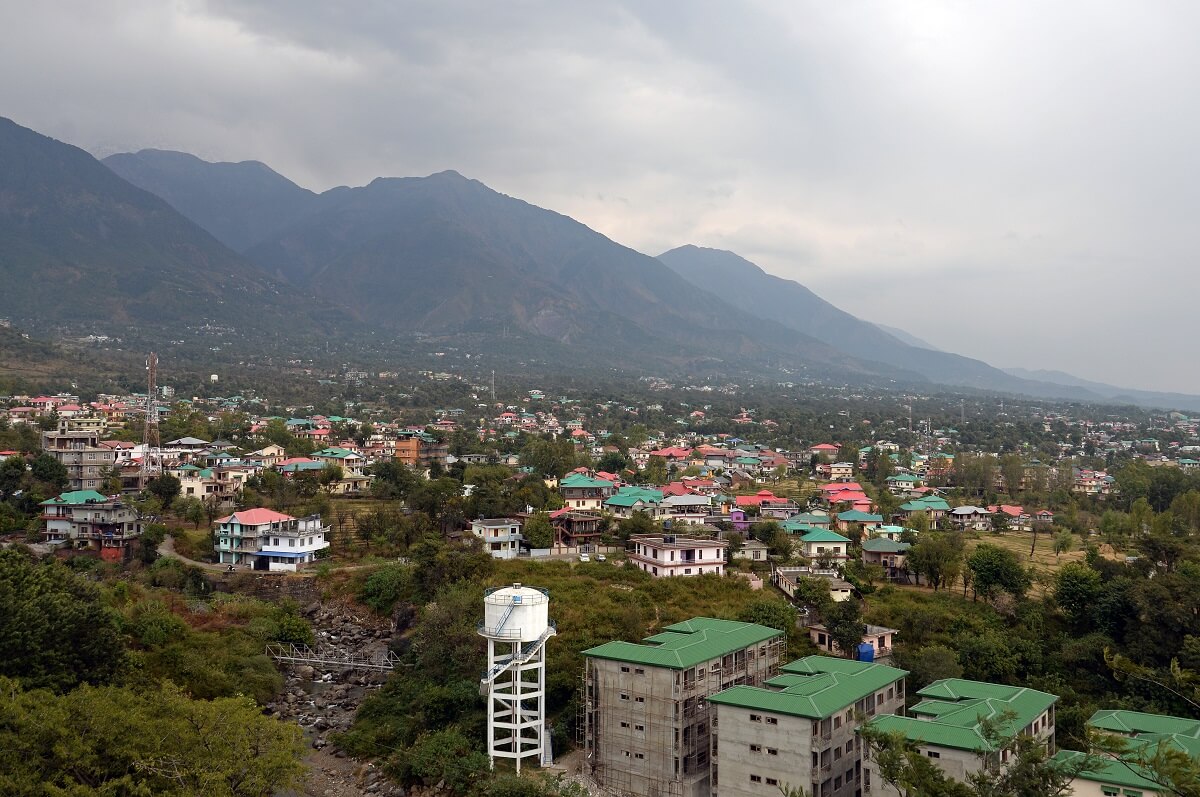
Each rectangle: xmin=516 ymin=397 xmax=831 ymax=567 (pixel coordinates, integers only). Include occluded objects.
xmin=2 ymin=1 xmax=1196 ymax=392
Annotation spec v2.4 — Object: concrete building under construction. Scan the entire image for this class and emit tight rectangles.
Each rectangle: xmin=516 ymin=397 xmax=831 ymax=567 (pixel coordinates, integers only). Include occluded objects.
xmin=582 ymin=617 xmax=785 ymax=797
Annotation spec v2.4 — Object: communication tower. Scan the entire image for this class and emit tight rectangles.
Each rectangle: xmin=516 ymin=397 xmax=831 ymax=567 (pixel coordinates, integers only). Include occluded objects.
xmin=141 ymin=353 xmax=161 ymax=485
xmin=478 ymin=583 xmax=555 ymax=771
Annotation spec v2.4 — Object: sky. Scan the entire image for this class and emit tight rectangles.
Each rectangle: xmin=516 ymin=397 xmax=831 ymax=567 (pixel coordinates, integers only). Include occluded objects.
xmin=2 ymin=1 xmax=1197 ymax=392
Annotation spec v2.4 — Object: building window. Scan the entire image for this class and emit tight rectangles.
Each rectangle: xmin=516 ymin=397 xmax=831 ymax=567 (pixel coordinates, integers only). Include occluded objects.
xmin=766 ymin=778 xmax=778 ymax=787
xmin=634 ymin=753 xmax=644 ymax=760
xmin=927 ymin=751 xmax=941 ymax=759
xmin=635 ymin=668 xmax=645 ymax=675
xmin=749 ymin=775 xmax=762 ymax=783
xmin=767 ymin=748 xmax=778 ymax=756
xmin=620 ymin=722 xmax=630 ymax=728
xmin=750 ymin=745 xmax=762 ymax=753
xmin=766 ymin=717 xmax=778 ymax=725
xmin=750 ymin=714 xmax=762 ymax=722
xmin=635 ymin=725 xmax=644 ymax=732
xmin=621 ymin=666 xmax=630 ymax=673
xmin=635 ymin=696 xmax=645 ymax=703
xmin=620 ymin=694 xmax=630 ymax=701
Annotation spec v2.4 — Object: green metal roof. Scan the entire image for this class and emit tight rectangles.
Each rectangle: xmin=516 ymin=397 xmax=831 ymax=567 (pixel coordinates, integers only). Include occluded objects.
xmin=862 ymin=538 xmax=911 ymax=553
xmin=605 ymin=494 xmax=656 ymax=508
xmin=560 ymin=473 xmax=614 ymax=489
xmin=901 ymin=497 xmax=950 ymax=511
xmin=41 ymin=490 xmax=109 ymax=506
xmin=867 ymin=679 xmax=1057 ymax=752
xmin=1050 ymin=750 xmax=1163 ymax=791
xmin=1089 ymin=709 xmax=1200 ymax=737
xmin=800 ymin=529 xmax=851 ymax=544
xmin=583 ymin=617 xmax=782 ymax=670
xmin=838 ymin=510 xmax=883 ymax=522
xmin=710 ymin=656 xmax=907 ymax=720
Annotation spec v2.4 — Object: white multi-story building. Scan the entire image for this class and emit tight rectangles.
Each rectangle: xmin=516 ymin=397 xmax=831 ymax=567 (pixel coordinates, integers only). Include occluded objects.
xmin=213 ymin=507 xmax=329 ymax=571
xmin=628 ymin=534 xmax=727 ymax=577
xmin=471 ymin=518 xmax=524 ymax=559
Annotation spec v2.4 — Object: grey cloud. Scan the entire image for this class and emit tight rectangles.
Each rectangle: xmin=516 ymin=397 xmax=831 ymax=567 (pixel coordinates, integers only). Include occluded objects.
xmin=0 ymin=0 xmax=1196 ymax=390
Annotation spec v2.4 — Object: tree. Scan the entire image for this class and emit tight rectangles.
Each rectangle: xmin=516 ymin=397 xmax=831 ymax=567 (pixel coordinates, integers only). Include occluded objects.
xmin=1053 ymin=530 xmax=1075 ymax=560
xmin=318 ymin=463 xmax=345 ymax=493
xmin=641 ymin=455 xmax=668 ymax=485
xmin=824 ymin=599 xmax=864 ymax=658
xmin=967 ymin=544 xmax=1030 ymax=601
xmin=738 ymin=598 xmax=798 ymax=640
xmin=899 ymin=644 xmax=963 ymax=691
xmin=1054 ymin=563 xmax=1102 ymax=628
xmin=29 ymin=453 xmax=68 ymax=492
xmin=906 ymin=533 xmax=964 ymax=591
xmin=859 ymin=725 xmax=974 ymax=797
xmin=0 ymin=455 xmax=26 ymax=498
xmin=146 ymin=473 xmax=182 ymax=509
xmin=0 ymin=679 xmax=306 ymax=796
xmin=597 ymin=450 xmax=629 ymax=475
xmin=178 ymin=496 xmax=206 ymax=529
xmin=523 ymin=512 xmax=554 ymax=549
xmin=0 ymin=549 xmax=124 ymax=691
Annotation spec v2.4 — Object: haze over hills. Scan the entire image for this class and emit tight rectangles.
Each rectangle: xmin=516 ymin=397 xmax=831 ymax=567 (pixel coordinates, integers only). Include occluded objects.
xmin=656 ymin=245 xmax=1200 ymax=412
xmin=0 ymin=118 xmax=336 ymax=337
xmin=102 ymin=147 xmax=918 ymax=381
xmin=1 ymin=122 xmax=1186 ymax=409
xmin=103 ymin=149 xmax=320 ymax=253
xmin=0 ymin=122 xmax=907 ymax=383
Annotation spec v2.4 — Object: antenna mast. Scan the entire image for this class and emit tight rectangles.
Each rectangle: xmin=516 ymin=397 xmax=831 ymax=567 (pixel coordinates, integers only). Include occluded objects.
xmin=142 ymin=353 xmax=161 ymax=487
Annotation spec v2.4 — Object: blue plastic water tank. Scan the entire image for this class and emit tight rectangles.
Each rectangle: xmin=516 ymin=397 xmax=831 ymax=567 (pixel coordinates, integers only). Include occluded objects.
xmin=857 ymin=643 xmax=875 ymax=662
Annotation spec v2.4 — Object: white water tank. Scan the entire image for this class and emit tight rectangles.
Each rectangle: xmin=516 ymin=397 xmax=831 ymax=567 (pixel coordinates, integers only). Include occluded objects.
xmin=482 ymin=583 xmax=549 ymax=642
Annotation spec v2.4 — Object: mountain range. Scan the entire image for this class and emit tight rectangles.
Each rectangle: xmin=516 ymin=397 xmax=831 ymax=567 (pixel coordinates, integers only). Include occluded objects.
xmin=0 ymin=115 xmax=1193 ymax=410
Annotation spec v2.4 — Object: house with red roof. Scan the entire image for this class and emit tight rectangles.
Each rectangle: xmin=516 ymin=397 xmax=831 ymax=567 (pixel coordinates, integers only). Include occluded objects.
xmin=213 ymin=508 xmax=330 ymax=571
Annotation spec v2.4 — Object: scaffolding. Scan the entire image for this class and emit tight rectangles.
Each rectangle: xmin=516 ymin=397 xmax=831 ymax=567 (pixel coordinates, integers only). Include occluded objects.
xmin=266 ymin=642 xmax=401 ymax=672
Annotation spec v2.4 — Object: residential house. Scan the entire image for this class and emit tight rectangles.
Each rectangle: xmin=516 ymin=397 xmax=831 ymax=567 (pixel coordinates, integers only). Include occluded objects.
xmin=470 ymin=518 xmax=524 ymax=559
xmin=795 ymin=528 xmax=851 ymax=562
xmin=773 ymin=566 xmax=855 ymax=603
xmin=583 ymin=618 xmax=785 ymax=797
xmin=628 ymin=533 xmax=727 ymax=577
xmin=41 ymin=490 xmax=141 ymax=561
xmin=733 ymin=539 xmax=770 ymax=562
xmin=709 ymin=656 xmax=908 ymax=797
xmin=948 ymin=505 xmax=992 ymax=531
xmin=213 ymin=508 xmax=330 ymax=571
xmin=864 ymin=680 xmax=1057 ymax=795
xmin=835 ymin=510 xmax=883 ymax=534
xmin=559 ymin=473 xmax=616 ymax=511
xmin=807 ymin=624 xmax=899 ymax=661
xmin=548 ymin=510 xmax=602 ymax=551
xmin=605 ymin=487 xmax=666 ymax=519
xmin=829 ymin=462 xmax=855 ymax=481
xmin=861 ymin=537 xmax=911 ymax=581
xmin=899 ymin=496 xmax=950 ymax=527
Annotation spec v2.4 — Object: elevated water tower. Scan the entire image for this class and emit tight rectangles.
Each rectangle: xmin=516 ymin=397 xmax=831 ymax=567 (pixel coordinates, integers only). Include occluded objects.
xmin=478 ymin=583 xmax=556 ymax=771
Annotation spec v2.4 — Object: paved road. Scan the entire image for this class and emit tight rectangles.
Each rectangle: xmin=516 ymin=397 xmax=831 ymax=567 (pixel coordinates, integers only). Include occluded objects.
xmin=156 ymin=534 xmax=242 ymax=572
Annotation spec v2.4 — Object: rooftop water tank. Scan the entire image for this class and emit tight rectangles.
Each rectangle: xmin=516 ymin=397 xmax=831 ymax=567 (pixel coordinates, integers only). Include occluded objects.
xmin=856 ymin=643 xmax=875 ymax=663
xmin=482 ymin=583 xmax=550 ymax=643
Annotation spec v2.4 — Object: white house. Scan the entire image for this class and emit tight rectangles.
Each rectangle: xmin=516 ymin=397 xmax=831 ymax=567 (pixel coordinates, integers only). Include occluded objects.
xmin=213 ymin=508 xmax=330 ymax=571
xmin=470 ymin=518 xmax=524 ymax=559
xmin=628 ymin=533 xmax=726 ymax=577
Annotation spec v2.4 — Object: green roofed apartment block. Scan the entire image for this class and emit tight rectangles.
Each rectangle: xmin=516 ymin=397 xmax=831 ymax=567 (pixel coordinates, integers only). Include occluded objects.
xmin=1050 ymin=709 xmax=1200 ymax=796
xmin=863 ymin=678 xmax=1057 ymax=796
xmin=709 ymin=656 xmax=907 ymax=797
xmin=583 ymin=618 xmax=785 ymax=797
